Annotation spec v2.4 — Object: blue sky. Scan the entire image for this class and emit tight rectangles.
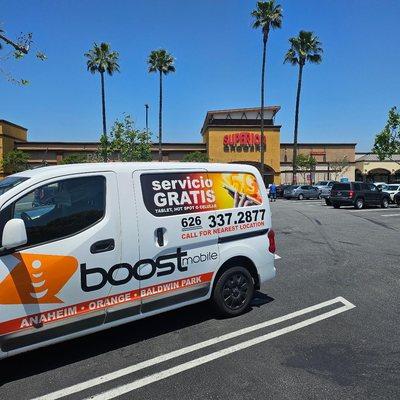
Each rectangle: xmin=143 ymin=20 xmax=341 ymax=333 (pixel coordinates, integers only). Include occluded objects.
xmin=1 ymin=0 xmax=399 ymax=151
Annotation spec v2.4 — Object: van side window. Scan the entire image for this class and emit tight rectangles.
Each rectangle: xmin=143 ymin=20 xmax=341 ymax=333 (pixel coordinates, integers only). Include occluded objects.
xmin=3 ymin=176 xmax=106 ymax=247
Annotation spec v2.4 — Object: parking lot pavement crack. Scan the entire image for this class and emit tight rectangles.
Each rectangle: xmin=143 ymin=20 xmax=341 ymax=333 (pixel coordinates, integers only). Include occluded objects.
xmin=349 ymin=214 xmax=399 ymax=232
xmin=295 ymin=210 xmax=340 ymax=264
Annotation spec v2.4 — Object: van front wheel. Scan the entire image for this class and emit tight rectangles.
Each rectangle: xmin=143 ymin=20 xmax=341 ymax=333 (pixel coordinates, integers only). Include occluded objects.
xmin=212 ymin=267 xmax=254 ymax=317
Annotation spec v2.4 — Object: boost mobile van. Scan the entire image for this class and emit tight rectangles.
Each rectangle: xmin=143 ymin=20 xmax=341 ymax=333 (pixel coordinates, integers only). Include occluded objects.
xmin=0 ymin=162 xmax=276 ymax=359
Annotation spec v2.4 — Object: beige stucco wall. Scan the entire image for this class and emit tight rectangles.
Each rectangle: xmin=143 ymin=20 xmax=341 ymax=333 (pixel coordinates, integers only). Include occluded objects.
xmin=356 ymin=161 xmax=400 ymax=175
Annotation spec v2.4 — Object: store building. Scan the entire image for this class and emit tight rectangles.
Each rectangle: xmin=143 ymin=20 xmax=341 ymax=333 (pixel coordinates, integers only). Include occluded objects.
xmin=355 ymin=153 xmax=400 ymax=183
xmin=0 ymin=107 xmax=374 ymax=184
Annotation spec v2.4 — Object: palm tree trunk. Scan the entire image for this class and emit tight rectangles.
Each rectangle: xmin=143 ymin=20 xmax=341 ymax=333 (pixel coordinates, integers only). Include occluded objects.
xmin=100 ymin=71 xmax=108 ymax=162
xmin=158 ymin=70 xmax=163 ymax=162
xmin=292 ymin=63 xmax=304 ymax=184
xmin=260 ymin=32 xmax=268 ymax=185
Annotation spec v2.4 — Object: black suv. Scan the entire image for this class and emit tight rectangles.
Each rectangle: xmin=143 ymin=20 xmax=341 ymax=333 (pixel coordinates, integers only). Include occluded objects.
xmin=330 ymin=182 xmax=391 ymax=209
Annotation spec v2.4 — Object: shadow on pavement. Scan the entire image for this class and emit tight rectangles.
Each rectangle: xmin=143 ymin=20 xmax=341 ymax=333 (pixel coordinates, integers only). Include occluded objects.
xmin=0 ymin=292 xmax=274 ymax=386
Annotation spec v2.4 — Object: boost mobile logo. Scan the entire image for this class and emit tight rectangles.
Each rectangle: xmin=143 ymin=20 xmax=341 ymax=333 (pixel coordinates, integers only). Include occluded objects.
xmin=81 ymin=248 xmax=188 ymax=292
xmin=0 ymin=253 xmax=78 ymax=304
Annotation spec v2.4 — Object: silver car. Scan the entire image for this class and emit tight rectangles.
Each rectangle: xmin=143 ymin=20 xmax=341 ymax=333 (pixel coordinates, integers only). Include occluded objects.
xmin=315 ymin=180 xmax=336 ymax=199
xmin=283 ymin=185 xmax=320 ymax=200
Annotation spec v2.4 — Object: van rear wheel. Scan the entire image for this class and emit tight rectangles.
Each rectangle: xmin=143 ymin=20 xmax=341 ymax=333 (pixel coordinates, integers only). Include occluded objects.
xmin=212 ymin=267 xmax=254 ymax=317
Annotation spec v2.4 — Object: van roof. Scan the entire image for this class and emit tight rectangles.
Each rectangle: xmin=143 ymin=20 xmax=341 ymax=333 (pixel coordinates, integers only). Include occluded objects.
xmin=12 ymin=162 xmax=259 ymax=180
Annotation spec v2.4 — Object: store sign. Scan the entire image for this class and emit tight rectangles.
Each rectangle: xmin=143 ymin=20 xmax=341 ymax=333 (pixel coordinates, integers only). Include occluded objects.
xmin=223 ymin=132 xmax=265 ymax=152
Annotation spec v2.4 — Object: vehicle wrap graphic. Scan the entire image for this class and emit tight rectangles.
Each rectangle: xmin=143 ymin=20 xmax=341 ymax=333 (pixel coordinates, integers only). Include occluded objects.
xmin=0 ymin=253 xmax=78 ymax=304
xmin=80 ymin=247 xmax=188 ymax=292
xmin=0 ymin=272 xmax=213 ymax=336
xmin=141 ymin=172 xmax=262 ymax=217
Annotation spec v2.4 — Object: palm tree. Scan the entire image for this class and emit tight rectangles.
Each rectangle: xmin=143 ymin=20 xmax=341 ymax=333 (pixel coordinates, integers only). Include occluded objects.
xmin=147 ymin=49 xmax=175 ymax=162
xmin=284 ymin=31 xmax=323 ymax=183
xmin=251 ymin=1 xmax=282 ymax=183
xmin=85 ymin=43 xmax=120 ymax=160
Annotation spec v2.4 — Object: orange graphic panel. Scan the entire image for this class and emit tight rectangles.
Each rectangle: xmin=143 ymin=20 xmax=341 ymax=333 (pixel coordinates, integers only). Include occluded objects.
xmin=211 ymin=173 xmax=262 ymax=208
xmin=0 ymin=253 xmax=78 ymax=304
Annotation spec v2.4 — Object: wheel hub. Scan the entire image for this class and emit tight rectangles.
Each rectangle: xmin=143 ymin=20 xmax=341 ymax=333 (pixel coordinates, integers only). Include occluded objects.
xmin=222 ymin=273 xmax=249 ymax=310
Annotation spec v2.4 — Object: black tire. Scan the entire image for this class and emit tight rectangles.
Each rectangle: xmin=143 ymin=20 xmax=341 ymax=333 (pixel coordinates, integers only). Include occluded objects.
xmin=333 ymin=203 xmax=340 ymax=209
xmin=354 ymin=197 xmax=364 ymax=209
xmin=298 ymin=193 xmax=304 ymax=200
xmin=381 ymin=197 xmax=389 ymax=208
xmin=212 ymin=266 xmax=254 ymax=317
xmin=325 ymin=198 xmax=332 ymax=206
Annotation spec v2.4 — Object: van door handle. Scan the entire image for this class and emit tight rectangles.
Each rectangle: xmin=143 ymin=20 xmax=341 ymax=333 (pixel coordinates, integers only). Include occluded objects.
xmin=90 ymin=239 xmax=115 ymax=254
xmin=156 ymin=228 xmax=164 ymax=247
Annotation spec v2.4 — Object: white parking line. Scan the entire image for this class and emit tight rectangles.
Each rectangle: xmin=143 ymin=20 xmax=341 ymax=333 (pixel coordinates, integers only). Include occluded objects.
xmin=33 ymin=297 xmax=354 ymax=400
xmin=87 ymin=298 xmax=355 ymax=400
xmin=381 ymin=214 xmax=400 ymax=217
xmin=347 ymin=208 xmax=398 ymax=213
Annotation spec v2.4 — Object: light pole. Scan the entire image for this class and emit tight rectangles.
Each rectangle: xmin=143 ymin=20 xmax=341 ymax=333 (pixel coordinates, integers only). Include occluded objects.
xmin=145 ymin=104 xmax=149 ymax=133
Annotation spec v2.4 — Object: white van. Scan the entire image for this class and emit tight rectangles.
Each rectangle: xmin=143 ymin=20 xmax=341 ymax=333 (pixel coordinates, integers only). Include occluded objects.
xmin=0 ymin=163 xmax=275 ymax=359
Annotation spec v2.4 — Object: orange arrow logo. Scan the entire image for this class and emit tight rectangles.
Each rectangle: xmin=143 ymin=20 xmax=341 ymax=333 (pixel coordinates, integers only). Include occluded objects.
xmin=0 ymin=253 xmax=78 ymax=304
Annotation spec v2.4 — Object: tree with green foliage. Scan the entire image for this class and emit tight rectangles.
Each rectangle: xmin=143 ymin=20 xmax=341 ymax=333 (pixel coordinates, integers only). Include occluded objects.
xmin=284 ymin=31 xmax=323 ymax=183
xmin=61 ymin=153 xmax=88 ymax=164
xmin=329 ymin=156 xmax=350 ymax=181
xmin=1 ymin=150 xmax=29 ymax=173
xmin=85 ymin=42 xmax=120 ymax=160
xmin=181 ymin=152 xmax=208 ymax=163
xmin=147 ymin=49 xmax=175 ymax=162
xmin=0 ymin=25 xmax=46 ymax=85
xmin=373 ymin=106 xmax=400 ymax=165
xmin=251 ymin=0 xmax=283 ymax=181
xmin=106 ymin=115 xmax=152 ymax=162
xmin=296 ymin=153 xmax=316 ymax=183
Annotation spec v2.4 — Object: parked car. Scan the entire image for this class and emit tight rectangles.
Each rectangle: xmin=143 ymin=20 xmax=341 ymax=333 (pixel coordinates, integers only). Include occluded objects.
xmin=276 ymin=184 xmax=291 ymax=198
xmin=314 ymin=180 xmax=336 ymax=204
xmin=383 ymin=184 xmax=400 ymax=202
xmin=330 ymin=182 xmax=391 ymax=209
xmin=394 ymin=191 xmax=400 ymax=207
xmin=374 ymin=182 xmax=389 ymax=191
xmin=283 ymin=185 xmax=320 ymax=200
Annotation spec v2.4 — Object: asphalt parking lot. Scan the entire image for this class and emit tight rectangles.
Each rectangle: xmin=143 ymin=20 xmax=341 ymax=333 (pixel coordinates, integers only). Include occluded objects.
xmin=1 ymin=199 xmax=399 ymax=400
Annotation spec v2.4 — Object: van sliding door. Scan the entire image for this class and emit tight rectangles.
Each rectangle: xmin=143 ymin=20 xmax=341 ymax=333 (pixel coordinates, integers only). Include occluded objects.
xmin=132 ymin=169 xmax=219 ymax=313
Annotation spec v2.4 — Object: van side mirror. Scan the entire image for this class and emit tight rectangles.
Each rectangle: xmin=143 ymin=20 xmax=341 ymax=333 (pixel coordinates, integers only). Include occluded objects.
xmin=1 ymin=219 xmax=27 ymax=250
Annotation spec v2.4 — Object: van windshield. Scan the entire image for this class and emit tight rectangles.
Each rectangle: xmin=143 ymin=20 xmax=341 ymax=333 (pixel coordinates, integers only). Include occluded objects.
xmin=0 ymin=176 xmax=29 ymax=196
